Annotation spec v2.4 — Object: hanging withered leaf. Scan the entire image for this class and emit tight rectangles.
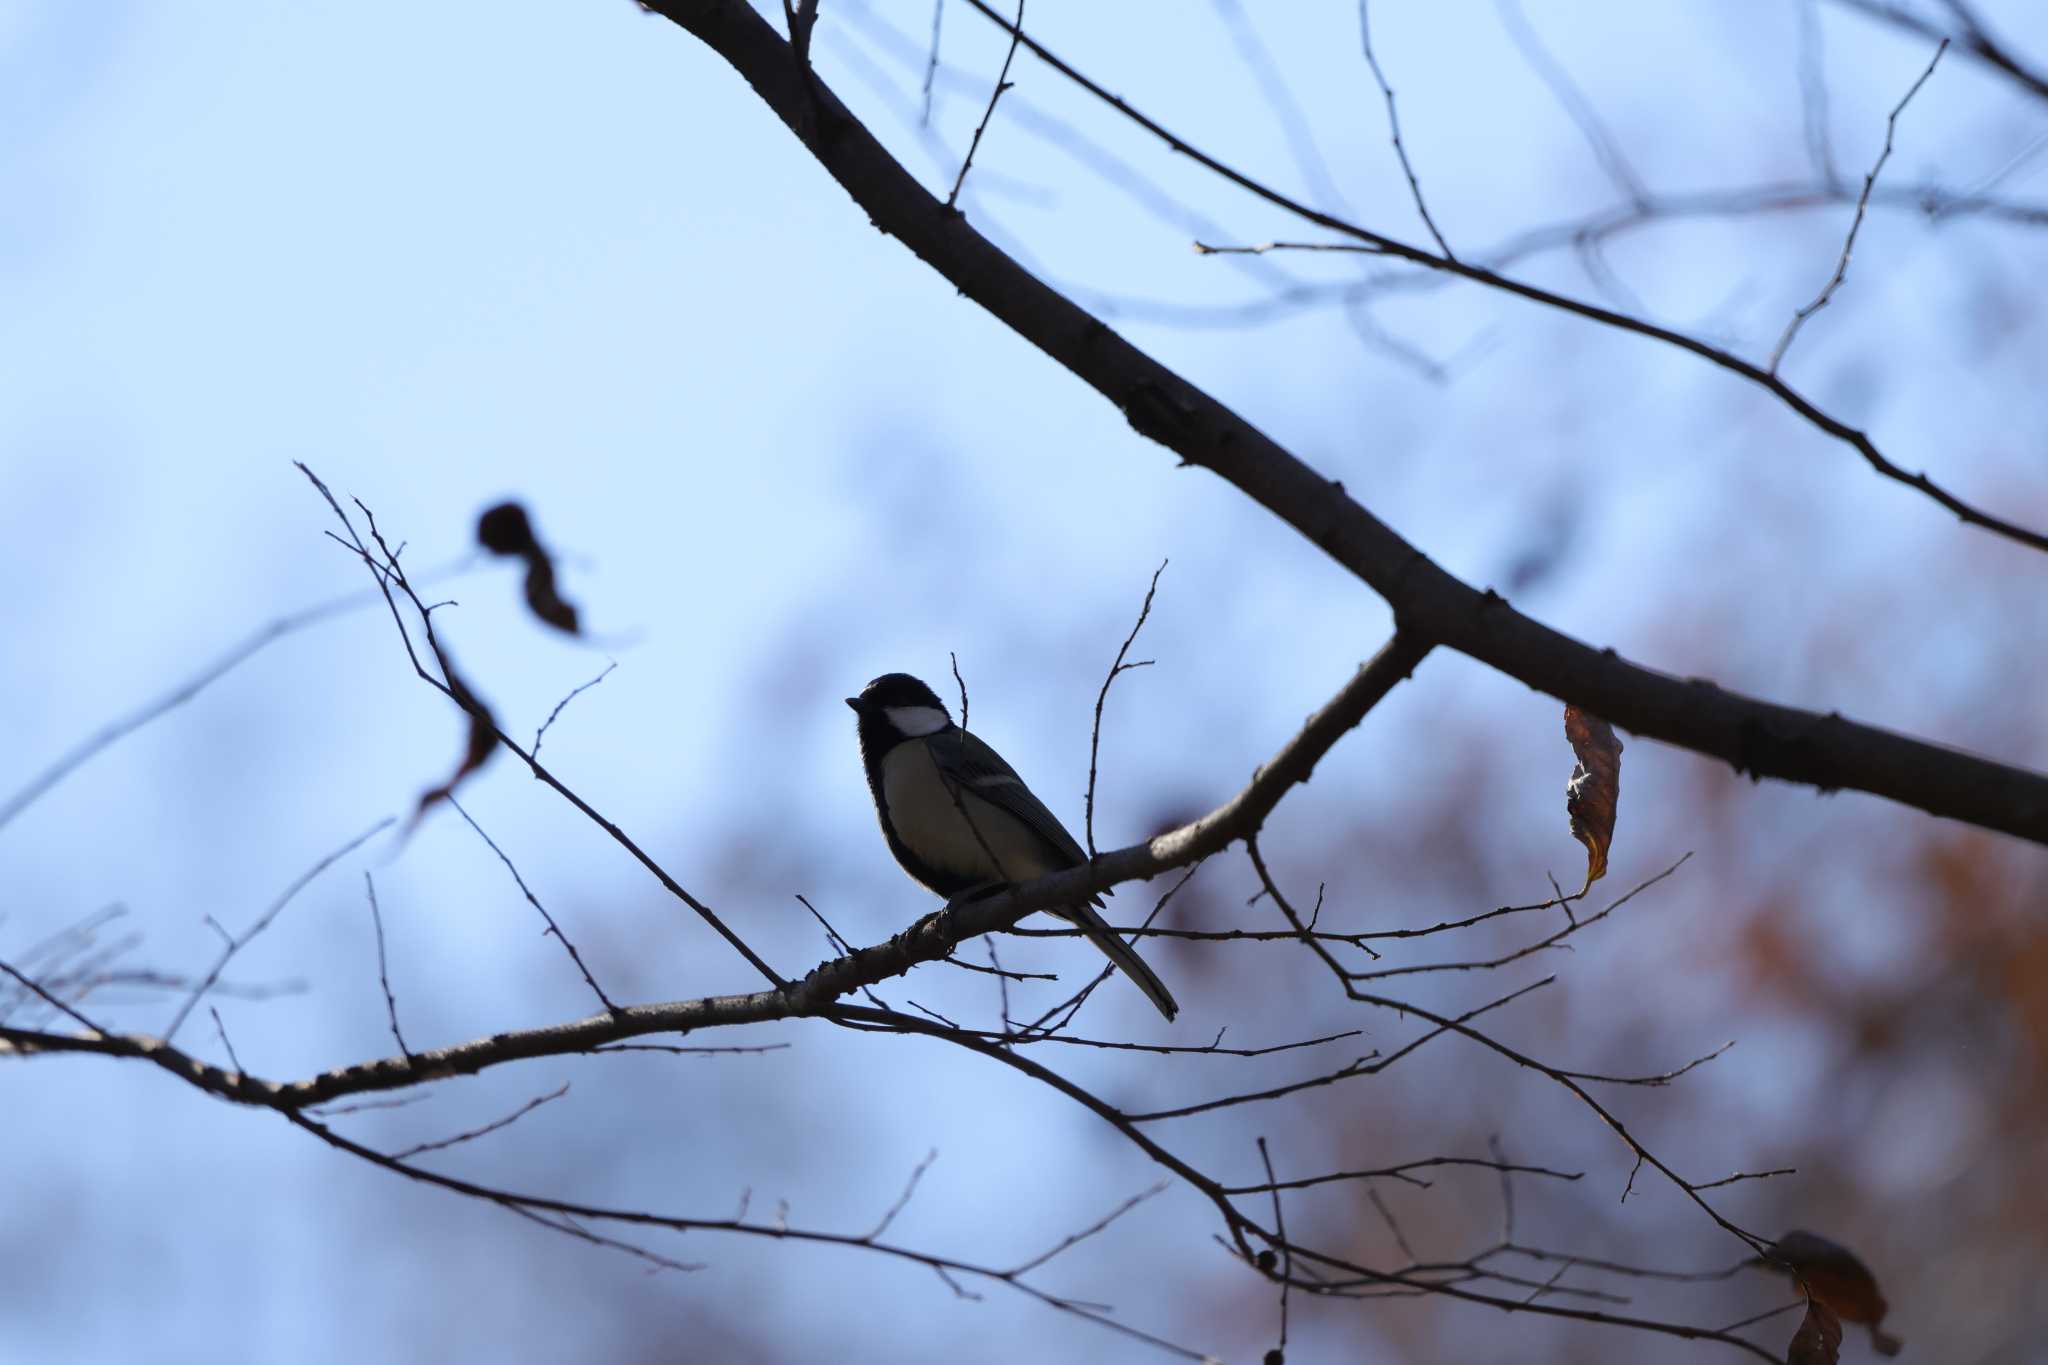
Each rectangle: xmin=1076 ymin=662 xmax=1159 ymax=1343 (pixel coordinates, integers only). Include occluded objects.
xmin=1766 ymin=1230 xmax=1902 ymax=1357
xmin=1563 ymin=705 xmax=1623 ymax=890
xmin=411 ymin=651 xmax=499 ymax=826
xmin=1786 ymin=1298 xmax=1843 ymax=1365
xmin=477 ymin=500 xmax=581 ymax=635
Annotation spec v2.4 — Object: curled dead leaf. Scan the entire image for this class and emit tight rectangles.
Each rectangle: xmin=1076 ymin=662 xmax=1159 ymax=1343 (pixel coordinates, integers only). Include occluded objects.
xmin=1563 ymin=705 xmax=1623 ymax=890
xmin=478 ymin=500 xmax=581 ymax=634
xmin=1786 ymin=1298 xmax=1843 ymax=1365
xmin=1767 ymin=1230 xmax=1902 ymax=1357
xmin=412 ymin=654 xmax=499 ymax=825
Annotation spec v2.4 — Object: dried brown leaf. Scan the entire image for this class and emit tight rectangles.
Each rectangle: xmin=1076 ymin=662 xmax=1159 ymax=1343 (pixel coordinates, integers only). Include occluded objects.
xmin=520 ymin=557 xmax=579 ymax=634
xmin=477 ymin=500 xmax=581 ymax=634
xmin=476 ymin=501 xmax=539 ymax=557
xmin=413 ymin=656 xmax=498 ymax=822
xmin=1564 ymin=705 xmax=1623 ymax=889
xmin=1770 ymin=1230 xmax=1901 ymax=1356
xmin=1786 ymin=1298 xmax=1843 ymax=1365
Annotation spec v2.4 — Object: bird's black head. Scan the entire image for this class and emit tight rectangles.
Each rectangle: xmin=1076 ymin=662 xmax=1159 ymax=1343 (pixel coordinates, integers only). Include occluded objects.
xmin=846 ymin=672 xmax=953 ymax=753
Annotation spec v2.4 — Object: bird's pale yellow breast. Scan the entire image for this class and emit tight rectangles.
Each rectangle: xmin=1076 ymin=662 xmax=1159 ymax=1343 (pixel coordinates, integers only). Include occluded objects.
xmin=880 ymin=740 xmax=1064 ymax=885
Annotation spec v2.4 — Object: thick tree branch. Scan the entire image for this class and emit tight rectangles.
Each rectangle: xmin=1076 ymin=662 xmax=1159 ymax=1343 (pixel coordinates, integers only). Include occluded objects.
xmin=0 ymin=620 xmax=1783 ymax=1359
xmin=0 ymin=633 xmax=1428 ymax=1108
xmin=642 ymin=0 xmax=2048 ymax=845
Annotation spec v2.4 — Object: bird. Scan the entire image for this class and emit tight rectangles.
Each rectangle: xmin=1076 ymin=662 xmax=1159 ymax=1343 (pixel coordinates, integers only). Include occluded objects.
xmin=846 ymin=672 xmax=1180 ymax=1021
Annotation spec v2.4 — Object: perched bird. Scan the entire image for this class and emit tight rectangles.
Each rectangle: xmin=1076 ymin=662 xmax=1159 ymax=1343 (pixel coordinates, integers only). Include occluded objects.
xmin=847 ymin=672 xmax=1179 ymax=1021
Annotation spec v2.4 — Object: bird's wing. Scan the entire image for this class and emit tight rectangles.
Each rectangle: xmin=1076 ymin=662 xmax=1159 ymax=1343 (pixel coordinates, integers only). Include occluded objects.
xmin=929 ymin=728 xmax=1172 ymax=1019
xmin=926 ymin=727 xmax=1090 ymax=868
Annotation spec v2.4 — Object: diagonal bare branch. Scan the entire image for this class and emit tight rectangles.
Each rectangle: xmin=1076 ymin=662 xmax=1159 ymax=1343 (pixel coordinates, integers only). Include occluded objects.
xmin=0 ymin=633 xmax=1425 ymax=1109
xmin=640 ymin=0 xmax=2048 ymax=841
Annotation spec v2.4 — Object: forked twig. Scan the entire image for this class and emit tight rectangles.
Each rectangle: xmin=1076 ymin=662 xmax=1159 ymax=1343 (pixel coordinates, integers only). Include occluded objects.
xmin=1770 ymin=38 xmax=1949 ymax=371
xmin=947 ymin=0 xmax=1024 ymax=205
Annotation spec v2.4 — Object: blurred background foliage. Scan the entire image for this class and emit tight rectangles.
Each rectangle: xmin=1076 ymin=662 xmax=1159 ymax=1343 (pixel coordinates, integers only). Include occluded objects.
xmin=2 ymin=2 xmax=2044 ymax=1360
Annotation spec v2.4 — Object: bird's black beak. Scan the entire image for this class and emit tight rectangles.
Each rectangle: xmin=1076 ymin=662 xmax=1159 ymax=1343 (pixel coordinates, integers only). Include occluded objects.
xmin=844 ymin=697 xmax=863 ymax=713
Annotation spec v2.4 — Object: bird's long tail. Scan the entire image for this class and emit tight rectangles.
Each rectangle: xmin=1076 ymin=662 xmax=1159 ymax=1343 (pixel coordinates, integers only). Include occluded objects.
xmin=1056 ymin=900 xmax=1179 ymax=1021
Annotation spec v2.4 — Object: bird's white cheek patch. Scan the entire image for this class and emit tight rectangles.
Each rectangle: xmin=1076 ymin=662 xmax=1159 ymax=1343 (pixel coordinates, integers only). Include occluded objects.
xmin=884 ymin=705 xmax=950 ymax=737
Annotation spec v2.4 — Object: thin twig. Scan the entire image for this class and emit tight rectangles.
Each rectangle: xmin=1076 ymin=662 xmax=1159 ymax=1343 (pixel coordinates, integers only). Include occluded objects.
xmin=306 ymin=1093 xmax=434 ymax=1118
xmin=1127 ymin=977 xmax=1549 ymax=1123
xmin=1213 ymin=0 xmax=1352 ymax=215
xmin=1086 ymin=559 xmax=1164 ymax=856
xmin=985 ymin=934 xmax=1012 ymax=1030
xmin=920 ymin=0 xmax=944 ymax=124
xmin=1558 ymin=1039 xmax=1735 ymax=1088
xmin=837 ymin=0 xmax=1307 ymax=300
xmin=1360 ymin=0 xmax=1454 ymax=257
xmin=1769 ymin=38 xmax=1948 ymax=372
xmin=865 ymin=1148 xmax=939 ymax=1240
xmin=1257 ymin=1137 xmax=1291 ymax=1355
xmin=1368 ymin=1188 xmax=1417 ymax=1262
xmin=795 ymin=893 xmax=855 ymax=957
xmin=1490 ymin=1135 xmax=1517 ymax=1242
xmin=1714 ymin=1299 xmax=1808 ymax=1336
xmin=1223 ymin=1154 xmax=1583 ymax=1196
xmin=784 ymin=0 xmax=821 ymax=66
xmin=0 ymin=960 xmax=105 ymax=1035
xmin=1484 ymin=1241 xmax=1755 ymax=1285
xmin=1004 ymin=1181 xmax=1169 ymax=1277
xmin=0 ymin=557 xmax=470 ymax=834
xmin=1797 ymin=0 xmax=1841 ymax=185
xmin=946 ymin=0 xmax=1023 ymax=206
xmin=1494 ymin=0 xmax=1649 ymax=206
xmin=1011 ymin=872 xmax=1610 ymax=949
xmin=1344 ymin=853 xmax=1688 ymax=982
xmin=591 ymin=1042 xmax=792 ymax=1057
xmin=389 ymin=1083 xmax=571 ymax=1161
xmin=942 ymin=952 xmax=1054 ymax=982
xmin=209 ymin=1006 xmax=244 ymax=1075
xmin=1693 ymin=1167 xmax=1797 ymax=1191
xmin=940 ymin=653 xmax=1010 ymax=881
xmin=363 ymin=873 xmax=410 ymax=1056
xmin=991 ymin=1024 xmax=1361 ymax=1057
xmin=448 ymin=797 xmax=617 ymax=1013
xmin=532 ymin=660 xmax=618 ymax=760
xmin=1192 ymin=238 xmax=1391 ymax=257
xmin=165 ymin=818 xmax=393 ymax=1044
